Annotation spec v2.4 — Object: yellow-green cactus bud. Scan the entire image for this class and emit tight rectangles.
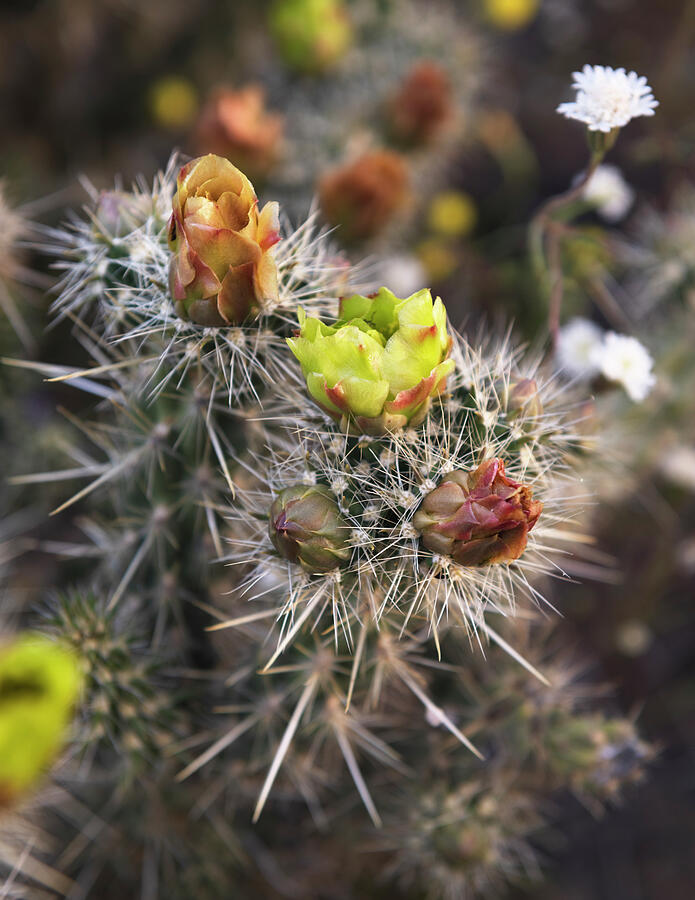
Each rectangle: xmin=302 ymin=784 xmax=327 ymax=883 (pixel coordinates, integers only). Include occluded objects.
xmin=269 ymin=484 xmax=350 ymax=574
xmin=287 ymin=287 xmax=454 ymax=434
xmin=0 ymin=633 xmax=82 ymax=808
xmin=269 ymin=0 xmax=353 ymax=75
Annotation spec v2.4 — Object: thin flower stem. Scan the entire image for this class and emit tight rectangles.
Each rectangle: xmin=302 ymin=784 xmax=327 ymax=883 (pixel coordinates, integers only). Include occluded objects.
xmin=529 ymin=151 xmax=604 ymax=345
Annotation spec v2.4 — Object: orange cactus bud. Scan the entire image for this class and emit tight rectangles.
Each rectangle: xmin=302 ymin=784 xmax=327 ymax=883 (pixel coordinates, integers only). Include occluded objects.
xmin=193 ymin=85 xmax=284 ymax=182
xmin=388 ymin=62 xmax=454 ymax=146
xmin=319 ymin=151 xmax=410 ymax=244
xmin=168 ymin=154 xmax=280 ymax=326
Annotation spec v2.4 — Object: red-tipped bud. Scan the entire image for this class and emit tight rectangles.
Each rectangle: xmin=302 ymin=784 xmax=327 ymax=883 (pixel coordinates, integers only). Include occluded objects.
xmin=413 ymin=458 xmax=542 ymax=566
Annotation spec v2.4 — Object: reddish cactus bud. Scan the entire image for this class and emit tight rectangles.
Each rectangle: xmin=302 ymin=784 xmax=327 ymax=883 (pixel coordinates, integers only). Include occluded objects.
xmin=388 ymin=62 xmax=454 ymax=146
xmin=413 ymin=458 xmax=542 ymax=566
xmin=319 ymin=151 xmax=410 ymax=244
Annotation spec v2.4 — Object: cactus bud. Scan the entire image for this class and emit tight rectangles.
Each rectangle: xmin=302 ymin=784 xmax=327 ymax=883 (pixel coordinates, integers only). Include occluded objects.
xmin=269 ymin=0 xmax=353 ymax=75
xmin=0 ymin=634 xmax=82 ymax=808
xmin=388 ymin=62 xmax=454 ymax=146
xmin=269 ymin=484 xmax=350 ymax=574
xmin=505 ymin=378 xmax=542 ymax=419
xmin=413 ymin=458 xmax=542 ymax=566
xmin=287 ymin=287 xmax=454 ymax=434
xmin=319 ymin=151 xmax=410 ymax=244
xmin=193 ymin=85 xmax=284 ymax=183
xmin=546 ymin=714 xmax=651 ymax=800
xmin=168 ymin=154 xmax=280 ymax=326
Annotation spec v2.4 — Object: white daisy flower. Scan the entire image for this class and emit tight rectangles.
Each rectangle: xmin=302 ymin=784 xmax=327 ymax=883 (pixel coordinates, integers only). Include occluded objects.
xmin=557 ymin=65 xmax=658 ymax=133
xmin=594 ymin=331 xmax=656 ymax=401
xmin=583 ymin=164 xmax=635 ymax=222
xmin=556 ymin=317 xmax=605 ymax=380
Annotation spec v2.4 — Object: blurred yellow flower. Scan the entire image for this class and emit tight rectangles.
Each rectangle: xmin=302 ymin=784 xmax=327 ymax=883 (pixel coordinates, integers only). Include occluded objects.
xmin=150 ymin=76 xmax=198 ymax=130
xmin=428 ymin=191 xmax=477 ymax=238
xmin=416 ymin=239 xmax=459 ymax=282
xmin=0 ymin=634 xmax=82 ymax=808
xmin=483 ymin=0 xmax=539 ymax=31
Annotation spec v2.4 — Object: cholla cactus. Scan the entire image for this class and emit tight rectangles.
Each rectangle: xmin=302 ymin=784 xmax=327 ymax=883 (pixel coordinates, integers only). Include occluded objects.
xmin=224 ymin=330 xmax=583 ymax=682
xmin=41 ymin=153 xmax=353 ymax=409
xmin=1 ymin=146 xmax=653 ymax=900
xmin=41 ymin=590 xmax=184 ymax=771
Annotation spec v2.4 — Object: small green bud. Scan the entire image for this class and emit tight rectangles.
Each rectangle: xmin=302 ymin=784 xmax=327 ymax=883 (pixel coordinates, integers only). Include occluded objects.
xmin=269 ymin=484 xmax=350 ymax=574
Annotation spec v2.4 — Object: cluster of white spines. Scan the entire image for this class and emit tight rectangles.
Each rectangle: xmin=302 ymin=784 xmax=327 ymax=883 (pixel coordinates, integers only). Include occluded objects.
xmin=42 ymin=157 xmax=356 ymax=411
xmin=223 ymin=331 xmax=582 ymax=691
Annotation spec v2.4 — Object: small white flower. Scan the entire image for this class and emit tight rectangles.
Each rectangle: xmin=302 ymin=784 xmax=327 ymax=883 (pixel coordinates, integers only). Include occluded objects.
xmin=583 ymin=164 xmax=635 ymax=222
xmin=557 ymin=65 xmax=658 ymax=133
xmin=556 ymin=317 xmax=604 ymax=379
xmin=594 ymin=331 xmax=656 ymax=401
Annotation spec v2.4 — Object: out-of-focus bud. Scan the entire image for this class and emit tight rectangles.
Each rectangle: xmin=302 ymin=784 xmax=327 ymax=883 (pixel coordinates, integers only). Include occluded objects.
xmin=269 ymin=0 xmax=353 ymax=75
xmin=94 ymin=190 xmax=154 ymax=243
xmin=428 ymin=191 xmax=477 ymax=239
xmin=287 ymin=287 xmax=454 ymax=434
xmin=564 ymin=227 xmax=613 ymax=281
xmin=0 ymin=634 xmax=82 ymax=808
xmin=319 ymin=151 xmax=410 ymax=245
xmin=388 ymin=62 xmax=454 ymax=146
xmin=505 ymin=378 xmax=542 ymax=419
xmin=483 ymin=0 xmax=540 ymax=31
xmin=269 ymin=484 xmax=350 ymax=574
xmin=193 ymin=85 xmax=284 ymax=183
xmin=94 ymin=191 xmax=130 ymax=239
xmin=168 ymin=154 xmax=280 ymax=326
xmin=150 ymin=76 xmax=198 ymax=130
xmin=413 ymin=458 xmax=542 ymax=566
